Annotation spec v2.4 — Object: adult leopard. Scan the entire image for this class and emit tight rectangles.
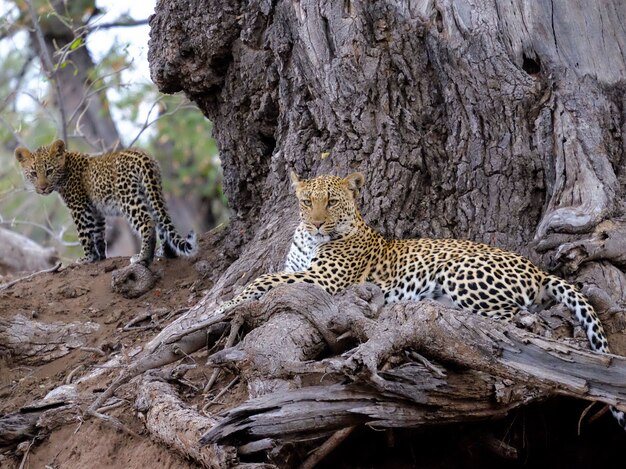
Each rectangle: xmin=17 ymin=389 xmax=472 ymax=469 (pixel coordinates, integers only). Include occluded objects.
xmin=220 ymin=171 xmax=624 ymax=428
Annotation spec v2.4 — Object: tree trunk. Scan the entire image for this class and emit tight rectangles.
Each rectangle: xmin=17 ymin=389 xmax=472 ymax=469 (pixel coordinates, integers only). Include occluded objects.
xmin=149 ymin=0 xmax=626 ymax=345
xmin=28 ymin=0 xmax=121 ymax=151
xmin=144 ymin=0 xmax=626 ymax=464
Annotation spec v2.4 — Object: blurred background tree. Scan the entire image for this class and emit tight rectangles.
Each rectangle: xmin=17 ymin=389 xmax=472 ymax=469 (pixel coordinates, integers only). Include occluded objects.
xmin=0 ymin=0 xmax=226 ymax=265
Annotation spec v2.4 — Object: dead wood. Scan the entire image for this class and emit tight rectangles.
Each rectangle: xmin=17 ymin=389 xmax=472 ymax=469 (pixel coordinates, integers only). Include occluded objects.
xmin=0 ymin=314 xmax=99 ymax=366
xmin=111 ymin=263 xmax=158 ymax=299
xmin=298 ymin=427 xmax=355 ymax=469
xmin=200 ymin=284 xmax=626 ymax=447
xmin=135 ymin=376 xmax=238 ymax=468
xmin=0 ymin=387 xmax=80 ymax=447
xmin=0 ymin=404 xmax=80 ymax=448
xmin=87 ymin=322 xmax=229 ymax=416
xmin=135 ymin=376 xmax=273 ymax=469
xmin=553 ymin=219 xmax=626 ymax=274
xmin=0 ymin=228 xmax=59 ymax=277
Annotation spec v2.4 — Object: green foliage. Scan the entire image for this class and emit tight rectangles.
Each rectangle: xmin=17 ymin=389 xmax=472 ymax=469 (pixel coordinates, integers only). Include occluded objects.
xmin=0 ymin=1 xmax=227 ymax=262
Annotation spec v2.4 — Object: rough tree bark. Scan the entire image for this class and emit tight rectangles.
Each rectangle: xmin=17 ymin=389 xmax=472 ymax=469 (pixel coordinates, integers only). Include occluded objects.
xmin=148 ymin=0 xmax=626 ymax=342
xmin=97 ymin=0 xmax=626 ymax=465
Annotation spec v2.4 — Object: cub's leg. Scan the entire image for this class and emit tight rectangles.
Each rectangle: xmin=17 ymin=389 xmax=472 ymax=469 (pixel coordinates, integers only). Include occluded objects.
xmin=92 ymin=213 xmax=107 ymax=261
xmin=67 ymin=201 xmax=102 ymax=263
xmin=120 ymin=195 xmax=157 ymax=266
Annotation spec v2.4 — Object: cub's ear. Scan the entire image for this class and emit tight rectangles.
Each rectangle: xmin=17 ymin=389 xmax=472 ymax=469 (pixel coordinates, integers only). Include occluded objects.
xmin=344 ymin=172 xmax=365 ymax=196
xmin=49 ymin=139 xmax=66 ymax=156
xmin=14 ymin=147 xmax=33 ymax=165
xmin=290 ymin=171 xmax=302 ymax=189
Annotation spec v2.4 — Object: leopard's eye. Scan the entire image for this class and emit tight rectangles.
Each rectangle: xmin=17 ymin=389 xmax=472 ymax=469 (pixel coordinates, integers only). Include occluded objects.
xmin=45 ymin=168 xmax=54 ymax=177
xmin=29 ymin=170 xmax=37 ymax=178
xmin=301 ymin=199 xmax=312 ymax=207
xmin=328 ymin=198 xmax=339 ymax=207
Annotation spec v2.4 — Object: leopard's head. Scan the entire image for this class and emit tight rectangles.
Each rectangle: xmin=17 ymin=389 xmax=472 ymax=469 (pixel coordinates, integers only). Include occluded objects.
xmin=15 ymin=139 xmax=67 ymax=195
xmin=290 ymin=171 xmax=364 ymax=239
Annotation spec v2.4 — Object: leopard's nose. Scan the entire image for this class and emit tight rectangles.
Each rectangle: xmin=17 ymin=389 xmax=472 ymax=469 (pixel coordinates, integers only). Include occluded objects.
xmin=312 ymin=221 xmax=324 ymax=228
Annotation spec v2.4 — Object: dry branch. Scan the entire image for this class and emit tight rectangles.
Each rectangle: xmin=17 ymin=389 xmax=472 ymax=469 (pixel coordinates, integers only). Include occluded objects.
xmin=0 ymin=314 xmax=99 ymax=366
xmin=200 ymin=284 xmax=626 ymax=447
xmin=135 ymin=376 xmax=273 ymax=469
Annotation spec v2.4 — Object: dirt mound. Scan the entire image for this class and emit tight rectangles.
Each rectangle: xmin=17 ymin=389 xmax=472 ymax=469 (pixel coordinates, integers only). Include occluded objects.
xmin=0 ymin=234 xmax=222 ymax=469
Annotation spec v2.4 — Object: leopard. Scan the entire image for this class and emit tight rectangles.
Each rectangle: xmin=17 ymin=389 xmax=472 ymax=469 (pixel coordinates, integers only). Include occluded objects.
xmin=217 ymin=171 xmax=625 ymax=429
xmin=15 ymin=139 xmax=197 ymax=266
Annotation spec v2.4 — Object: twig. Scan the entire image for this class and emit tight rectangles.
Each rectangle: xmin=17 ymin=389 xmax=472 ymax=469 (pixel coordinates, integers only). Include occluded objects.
xmin=123 ymin=307 xmax=189 ymax=331
xmin=298 ymin=427 xmax=355 ymax=469
xmin=65 ymin=364 xmax=85 ymax=385
xmin=25 ymin=0 xmax=68 ymax=142
xmin=204 ymin=315 xmax=243 ymax=393
xmin=87 ymin=408 xmax=141 ymax=438
xmin=586 ymin=403 xmax=610 ymax=424
xmin=406 ymin=350 xmax=447 ymax=378
xmin=203 ymin=376 xmax=239 ymax=411
xmin=86 ymin=18 xmax=149 ymax=32
xmin=577 ymin=401 xmax=596 ymax=436
xmin=80 ymin=347 xmax=107 ymax=357
xmin=97 ymin=398 xmax=127 ymax=414
xmin=128 ymin=98 xmax=196 ymax=147
xmin=0 ymin=262 xmax=62 ymax=291
xmin=17 ymin=439 xmax=35 ymax=469
xmin=0 ymin=114 xmax=27 ymax=147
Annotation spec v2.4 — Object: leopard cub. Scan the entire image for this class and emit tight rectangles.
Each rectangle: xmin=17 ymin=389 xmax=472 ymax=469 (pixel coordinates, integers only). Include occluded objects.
xmin=15 ymin=139 xmax=197 ymax=266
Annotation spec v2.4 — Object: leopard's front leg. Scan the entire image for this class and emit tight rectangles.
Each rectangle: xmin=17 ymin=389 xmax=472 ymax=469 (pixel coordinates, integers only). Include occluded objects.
xmin=217 ymin=269 xmax=350 ymax=315
xmin=66 ymin=199 xmax=102 ymax=263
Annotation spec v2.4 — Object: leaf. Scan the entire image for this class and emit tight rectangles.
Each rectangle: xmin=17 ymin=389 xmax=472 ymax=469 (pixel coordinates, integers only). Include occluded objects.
xmin=69 ymin=38 xmax=83 ymax=50
xmin=321 ymin=152 xmax=330 ymax=159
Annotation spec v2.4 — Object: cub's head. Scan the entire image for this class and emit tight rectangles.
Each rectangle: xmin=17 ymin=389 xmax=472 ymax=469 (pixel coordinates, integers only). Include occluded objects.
xmin=15 ymin=139 xmax=67 ymax=195
xmin=290 ymin=172 xmax=365 ymax=239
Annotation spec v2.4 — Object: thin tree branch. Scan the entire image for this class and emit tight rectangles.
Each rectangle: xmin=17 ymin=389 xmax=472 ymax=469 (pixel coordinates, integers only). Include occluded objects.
xmin=128 ymin=98 xmax=196 ymax=148
xmin=86 ymin=18 xmax=149 ymax=32
xmin=0 ymin=262 xmax=62 ymax=291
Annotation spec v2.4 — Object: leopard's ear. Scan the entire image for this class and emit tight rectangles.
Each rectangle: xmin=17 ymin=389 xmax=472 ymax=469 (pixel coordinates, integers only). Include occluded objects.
xmin=344 ymin=172 xmax=365 ymax=197
xmin=49 ymin=139 xmax=66 ymax=156
xmin=14 ymin=147 xmax=33 ymax=165
xmin=290 ymin=171 xmax=302 ymax=189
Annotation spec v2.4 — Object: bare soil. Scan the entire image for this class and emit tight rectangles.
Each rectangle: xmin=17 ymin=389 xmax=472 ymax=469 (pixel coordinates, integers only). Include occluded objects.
xmin=0 ymin=233 xmax=231 ymax=469
xmin=1 ymin=230 xmax=626 ymax=469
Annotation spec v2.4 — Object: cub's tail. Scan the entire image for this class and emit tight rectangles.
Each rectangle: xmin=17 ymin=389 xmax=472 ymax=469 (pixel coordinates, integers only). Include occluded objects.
xmin=139 ymin=154 xmax=198 ymax=259
xmin=159 ymin=228 xmax=198 ymax=258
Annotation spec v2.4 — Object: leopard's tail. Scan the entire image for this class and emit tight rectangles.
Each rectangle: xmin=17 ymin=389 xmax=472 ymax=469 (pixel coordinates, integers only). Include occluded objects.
xmin=541 ymin=275 xmax=625 ymax=429
xmin=142 ymin=156 xmax=198 ymax=258
xmin=541 ymin=275 xmax=608 ymax=352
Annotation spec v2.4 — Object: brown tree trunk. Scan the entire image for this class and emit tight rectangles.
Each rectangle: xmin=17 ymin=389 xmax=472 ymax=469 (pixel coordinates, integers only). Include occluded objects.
xmin=145 ymin=0 xmax=626 ymax=464
xmin=28 ymin=0 xmax=121 ymax=151
xmin=149 ymin=0 xmax=626 ymax=345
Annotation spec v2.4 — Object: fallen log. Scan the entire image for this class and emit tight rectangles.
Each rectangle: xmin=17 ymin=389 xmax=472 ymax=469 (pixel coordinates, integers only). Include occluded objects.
xmin=135 ymin=376 xmax=240 ymax=468
xmin=0 ymin=314 xmax=99 ymax=366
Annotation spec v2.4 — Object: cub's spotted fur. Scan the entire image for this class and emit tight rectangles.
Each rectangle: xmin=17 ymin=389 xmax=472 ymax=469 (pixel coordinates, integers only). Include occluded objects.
xmin=218 ymin=172 xmax=624 ymax=428
xmin=15 ymin=139 xmax=197 ymax=266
